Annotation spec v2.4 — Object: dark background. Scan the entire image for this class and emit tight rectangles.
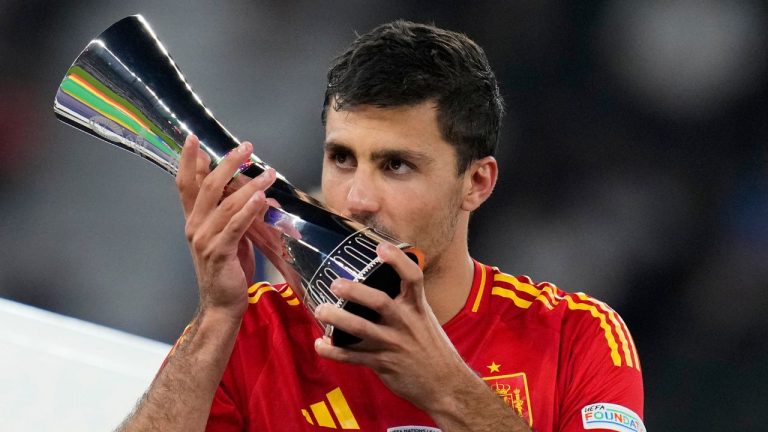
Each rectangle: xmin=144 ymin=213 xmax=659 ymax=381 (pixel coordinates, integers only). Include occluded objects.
xmin=1 ymin=1 xmax=766 ymax=430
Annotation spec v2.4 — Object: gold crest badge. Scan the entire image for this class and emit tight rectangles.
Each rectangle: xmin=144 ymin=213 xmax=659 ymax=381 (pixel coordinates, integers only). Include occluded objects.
xmin=482 ymin=366 xmax=533 ymax=426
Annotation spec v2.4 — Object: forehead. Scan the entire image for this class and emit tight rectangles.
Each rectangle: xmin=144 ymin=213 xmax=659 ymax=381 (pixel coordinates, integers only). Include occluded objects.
xmin=324 ymin=102 xmax=454 ymax=157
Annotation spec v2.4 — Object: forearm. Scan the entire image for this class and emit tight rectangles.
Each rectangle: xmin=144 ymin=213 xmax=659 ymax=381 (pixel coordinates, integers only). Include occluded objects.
xmin=428 ymin=366 xmax=530 ymax=432
xmin=116 ymin=307 xmax=242 ymax=432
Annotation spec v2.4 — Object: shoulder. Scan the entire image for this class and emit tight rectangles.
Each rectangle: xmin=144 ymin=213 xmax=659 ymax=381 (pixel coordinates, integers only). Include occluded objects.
xmin=240 ymin=281 xmax=308 ymax=329
xmin=213 ymin=281 xmax=315 ymax=424
xmin=246 ymin=281 xmax=301 ymax=308
xmin=227 ymin=280 xmax=316 ymax=373
xmin=486 ymin=267 xmax=640 ymax=370
xmin=485 ymin=267 xmax=644 ymax=424
xmin=483 ymin=267 xmax=566 ymax=325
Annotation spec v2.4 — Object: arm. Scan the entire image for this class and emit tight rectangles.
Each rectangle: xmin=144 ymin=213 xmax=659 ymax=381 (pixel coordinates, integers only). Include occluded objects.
xmin=314 ymin=242 xmax=530 ymax=432
xmin=555 ymin=297 xmax=644 ymax=432
xmin=116 ymin=308 xmax=241 ymax=431
xmin=116 ymin=135 xmax=276 ymax=432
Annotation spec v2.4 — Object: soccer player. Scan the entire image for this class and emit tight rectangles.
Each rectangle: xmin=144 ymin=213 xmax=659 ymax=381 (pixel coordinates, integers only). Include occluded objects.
xmin=118 ymin=21 xmax=644 ymax=432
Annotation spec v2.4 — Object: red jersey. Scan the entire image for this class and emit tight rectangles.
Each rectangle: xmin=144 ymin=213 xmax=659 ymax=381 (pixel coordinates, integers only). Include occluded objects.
xmin=205 ymin=260 xmax=644 ymax=431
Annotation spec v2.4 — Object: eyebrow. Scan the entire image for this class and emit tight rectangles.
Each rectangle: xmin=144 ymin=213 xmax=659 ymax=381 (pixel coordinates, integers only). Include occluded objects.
xmin=323 ymin=141 xmax=351 ymax=154
xmin=324 ymin=141 xmax=435 ymax=165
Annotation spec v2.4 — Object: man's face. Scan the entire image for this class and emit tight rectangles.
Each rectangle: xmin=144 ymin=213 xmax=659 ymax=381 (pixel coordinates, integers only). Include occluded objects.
xmin=322 ymin=101 xmax=467 ymax=272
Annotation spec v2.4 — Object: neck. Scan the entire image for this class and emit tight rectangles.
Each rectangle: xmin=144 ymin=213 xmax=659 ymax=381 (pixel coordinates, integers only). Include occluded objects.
xmin=423 ymin=219 xmax=475 ymax=325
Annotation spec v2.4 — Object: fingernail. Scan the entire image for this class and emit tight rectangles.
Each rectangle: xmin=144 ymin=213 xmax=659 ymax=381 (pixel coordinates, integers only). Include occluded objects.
xmin=238 ymin=142 xmax=251 ymax=154
xmin=377 ymin=242 xmax=395 ymax=257
xmin=314 ymin=304 xmax=325 ymax=316
xmin=330 ymin=279 xmax=343 ymax=293
xmin=314 ymin=338 xmax=323 ymax=350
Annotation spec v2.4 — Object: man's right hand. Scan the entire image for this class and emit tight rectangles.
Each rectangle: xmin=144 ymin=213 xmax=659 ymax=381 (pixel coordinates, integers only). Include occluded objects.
xmin=116 ymin=135 xmax=277 ymax=432
xmin=176 ymin=134 xmax=277 ymax=318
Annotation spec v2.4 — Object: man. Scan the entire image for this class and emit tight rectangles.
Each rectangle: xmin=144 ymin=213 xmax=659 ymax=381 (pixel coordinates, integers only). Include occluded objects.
xmin=119 ymin=20 xmax=643 ymax=431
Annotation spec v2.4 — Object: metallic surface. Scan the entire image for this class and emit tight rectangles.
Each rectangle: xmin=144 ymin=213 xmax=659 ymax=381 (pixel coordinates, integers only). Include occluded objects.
xmin=53 ymin=15 xmax=419 ymax=346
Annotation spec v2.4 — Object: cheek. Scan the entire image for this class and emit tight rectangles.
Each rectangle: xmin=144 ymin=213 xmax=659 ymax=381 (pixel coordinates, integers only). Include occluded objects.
xmin=320 ymin=171 xmax=348 ymax=212
xmin=386 ymin=184 xmax=449 ymax=231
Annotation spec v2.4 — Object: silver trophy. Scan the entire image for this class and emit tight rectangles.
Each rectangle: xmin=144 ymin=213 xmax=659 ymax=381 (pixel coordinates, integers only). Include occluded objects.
xmin=53 ymin=15 xmax=423 ymax=346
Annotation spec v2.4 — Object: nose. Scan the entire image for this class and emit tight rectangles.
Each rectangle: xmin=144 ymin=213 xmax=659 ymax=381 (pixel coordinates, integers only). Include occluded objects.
xmin=345 ymin=168 xmax=381 ymax=218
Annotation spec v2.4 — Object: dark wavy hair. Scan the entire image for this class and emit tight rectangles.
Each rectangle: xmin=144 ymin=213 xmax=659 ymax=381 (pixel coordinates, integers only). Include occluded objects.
xmin=323 ymin=20 xmax=505 ymax=174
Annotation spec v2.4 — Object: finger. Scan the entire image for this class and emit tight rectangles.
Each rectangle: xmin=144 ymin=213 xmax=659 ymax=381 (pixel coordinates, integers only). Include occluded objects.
xmin=330 ymin=278 xmax=394 ymax=318
xmin=225 ymin=173 xmax=251 ymax=197
xmin=237 ymin=237 xmax=255 ymax=284
xmin=314 ymin=337 xmax=372 ymax=365
xmin=194 ymin=146 xmax=212 ymax=188
xmin=314 ymin=303 xmax=387 ymax=343
xmin=193 ymin=141 xmax=254 ymax=216
xmin=265 ymin=197 xmax=281 ymax=208
xmin=213 ymin=189 xmax=271 ymax=254
xmin=224 ymin=168 xmax=276 ymax=209
xmin=376 ymin=242 xmax=424 ymax=302
xmin=176 ymin=134 xmax=200 ymax=217
xmin=205 ymin=168 xmax=276 ymax=233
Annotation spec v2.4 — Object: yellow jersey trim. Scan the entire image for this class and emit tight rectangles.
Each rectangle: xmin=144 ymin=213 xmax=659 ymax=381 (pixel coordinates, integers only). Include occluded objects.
xmin=471 ymin=264 xmax=488 ymax=313
xmin=490 ymin=273 xmax=639 ymax=369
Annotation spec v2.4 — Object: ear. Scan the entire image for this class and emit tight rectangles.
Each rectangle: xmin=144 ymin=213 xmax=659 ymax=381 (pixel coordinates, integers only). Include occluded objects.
xmin=461 ymin=156 xmax=498 ymax=212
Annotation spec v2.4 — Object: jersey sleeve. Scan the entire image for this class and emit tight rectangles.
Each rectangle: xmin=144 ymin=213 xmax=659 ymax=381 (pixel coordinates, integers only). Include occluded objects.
xmin=206 ymin=281 xmax=290 ymax=431
xmin=556 ymin=295 xmax=645 ymax=432
xmin=206 ymin=382 xmax=244 ymax=432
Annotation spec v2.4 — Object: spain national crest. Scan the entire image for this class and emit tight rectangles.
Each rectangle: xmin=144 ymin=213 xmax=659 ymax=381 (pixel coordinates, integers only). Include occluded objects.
xmin=482 ymin=370 xmax=533 ymax=426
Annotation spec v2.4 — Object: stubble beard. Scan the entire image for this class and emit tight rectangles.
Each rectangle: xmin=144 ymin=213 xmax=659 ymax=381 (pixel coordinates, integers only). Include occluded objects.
xmin=351 ymin=191 xmax=463 ymax=281
xmin=419 ymin=193 xmax=462 ymax=280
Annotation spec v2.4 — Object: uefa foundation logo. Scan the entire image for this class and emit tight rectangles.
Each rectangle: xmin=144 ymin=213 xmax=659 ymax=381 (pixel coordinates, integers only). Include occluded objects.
xmin=581 ymin=403 xmax=645 ymax=432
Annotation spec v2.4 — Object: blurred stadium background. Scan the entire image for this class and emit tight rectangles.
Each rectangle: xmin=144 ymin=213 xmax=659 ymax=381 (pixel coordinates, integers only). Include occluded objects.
xmin=1 ymin=1 xmax=766 ymax=430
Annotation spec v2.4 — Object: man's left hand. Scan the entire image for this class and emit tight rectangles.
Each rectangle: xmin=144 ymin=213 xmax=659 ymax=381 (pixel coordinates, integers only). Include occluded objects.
xmin=313 ymin=241 xmax=469 ymax=413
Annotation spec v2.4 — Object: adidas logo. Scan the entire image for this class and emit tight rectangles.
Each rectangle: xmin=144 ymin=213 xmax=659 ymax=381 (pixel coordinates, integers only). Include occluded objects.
xmin=301 ymin=387 xmax=360 ymax=429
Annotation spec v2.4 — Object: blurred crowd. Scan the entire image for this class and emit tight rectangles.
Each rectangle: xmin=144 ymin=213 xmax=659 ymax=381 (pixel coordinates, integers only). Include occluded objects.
xmin=1 ymin=1 xmax=766 ymax=430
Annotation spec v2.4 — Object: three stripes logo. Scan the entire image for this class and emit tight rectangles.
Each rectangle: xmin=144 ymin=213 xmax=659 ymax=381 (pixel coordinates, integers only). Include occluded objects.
xmin=301 ymin=387 xmax=360 ymax=429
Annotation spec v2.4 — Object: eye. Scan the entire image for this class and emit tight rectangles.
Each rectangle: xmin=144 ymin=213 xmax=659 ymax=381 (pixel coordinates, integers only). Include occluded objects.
xmin=384 ymin=158 xmax=414 ymax=175
xmin=328 ymin=150 xmax=356 ymax=169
